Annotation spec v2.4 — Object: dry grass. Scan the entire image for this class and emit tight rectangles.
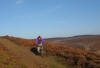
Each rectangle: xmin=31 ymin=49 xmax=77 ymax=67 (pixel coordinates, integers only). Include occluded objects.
xmin=2 ymin=36 xmax=100 ymax=68
xmin=0 ymin=45 xmax=27 ymax=68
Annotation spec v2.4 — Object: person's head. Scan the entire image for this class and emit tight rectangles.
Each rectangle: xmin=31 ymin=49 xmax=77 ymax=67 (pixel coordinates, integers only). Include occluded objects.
xmin=38 ymin=36 xmax=42 ymax=40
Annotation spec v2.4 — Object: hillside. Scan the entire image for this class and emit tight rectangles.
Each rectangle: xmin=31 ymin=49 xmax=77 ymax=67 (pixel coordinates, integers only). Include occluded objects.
xmin=0 ymin=36 xmax=100 ymax=68
xmin=0 ymin=36 xmax=72 ymax=68
xmin=0 ymin=40 xmax=27 ymax=68
xmin=46 ymin=35 xmax=100 ymax=54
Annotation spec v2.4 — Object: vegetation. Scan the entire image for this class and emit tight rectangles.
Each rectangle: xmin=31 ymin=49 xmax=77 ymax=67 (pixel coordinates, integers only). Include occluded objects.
xmin=0 ymin=45 xmax=27 ymax=68
xmin=2 ymin=36 xmax=100 ymax=68
xmin=46 ymin=43 xmax=100 ymax=68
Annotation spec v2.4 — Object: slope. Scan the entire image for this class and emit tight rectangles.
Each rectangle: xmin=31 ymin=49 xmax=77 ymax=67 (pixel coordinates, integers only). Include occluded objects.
xmin=46 ymin=35 xmax=100 ymax=54
xmin=0 ymin=37 xmax=69 ymax=68
xmin=1 ymin=36 xmax=100 ymax=68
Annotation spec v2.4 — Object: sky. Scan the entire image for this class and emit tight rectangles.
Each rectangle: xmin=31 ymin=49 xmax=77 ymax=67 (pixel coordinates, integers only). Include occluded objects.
xmin=0 ymin=0 xmax=100 ymax=39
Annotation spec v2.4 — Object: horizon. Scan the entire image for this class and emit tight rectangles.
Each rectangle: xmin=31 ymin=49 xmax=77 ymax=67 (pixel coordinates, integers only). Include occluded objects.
xmin=1 ymin=34 xmax=100 ymax=39
xmin=0 ymin=0 xmax=100 ymax=39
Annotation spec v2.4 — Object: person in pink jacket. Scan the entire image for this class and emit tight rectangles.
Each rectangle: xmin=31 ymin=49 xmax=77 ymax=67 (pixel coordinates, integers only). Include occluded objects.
xmin=36 ymin=36 xmax=45 ymax=54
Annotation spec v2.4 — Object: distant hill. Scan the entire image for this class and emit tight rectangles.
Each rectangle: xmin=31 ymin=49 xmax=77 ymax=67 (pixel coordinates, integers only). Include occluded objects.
xmin=46 ymin=35 xmax=100 ymax=54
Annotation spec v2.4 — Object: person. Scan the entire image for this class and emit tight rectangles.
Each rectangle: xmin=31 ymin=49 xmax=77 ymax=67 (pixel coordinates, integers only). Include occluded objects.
xmin=36 ymin=36 xmax=45 ymax=54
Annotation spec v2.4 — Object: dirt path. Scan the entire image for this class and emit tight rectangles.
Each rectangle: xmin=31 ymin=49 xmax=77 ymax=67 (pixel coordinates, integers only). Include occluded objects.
xmin=0 ymin=38 xmax=49 ymax=68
